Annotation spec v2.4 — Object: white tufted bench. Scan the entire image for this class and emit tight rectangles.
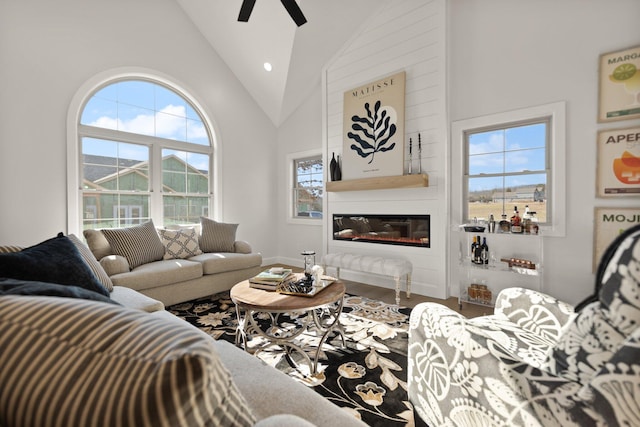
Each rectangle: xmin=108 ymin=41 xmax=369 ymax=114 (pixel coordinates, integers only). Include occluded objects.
xmin=322 ymin=253 xmax=412 ymax=305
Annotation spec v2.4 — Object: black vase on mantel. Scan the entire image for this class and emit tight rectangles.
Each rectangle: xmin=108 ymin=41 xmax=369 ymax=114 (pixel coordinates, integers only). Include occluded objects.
xmin=335 ymin=155 xmax=342 ymax=181
xmin=330 ymin=153 xmax=337 ymax=181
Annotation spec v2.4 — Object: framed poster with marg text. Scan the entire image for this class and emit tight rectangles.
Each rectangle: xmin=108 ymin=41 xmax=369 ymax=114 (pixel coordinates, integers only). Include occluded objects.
xmin=342 ymin=71 xmax=405 ymax=180
xmin=598 ymin=45 xmax=640 ymax=122
xmin=593 ymin=207 xmax=640 ymax=271
xmin=596 ymin=126 xmax=640 ymax=196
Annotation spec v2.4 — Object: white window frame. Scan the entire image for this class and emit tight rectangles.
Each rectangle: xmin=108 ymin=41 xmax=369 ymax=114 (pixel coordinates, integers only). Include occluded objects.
xmin=451 ymin=102 xmax=566 ymax=237
xmin=66 ymin=67 xmax=220 ymax=236
xmin=287 ymin=149 xmax=323 ymax=226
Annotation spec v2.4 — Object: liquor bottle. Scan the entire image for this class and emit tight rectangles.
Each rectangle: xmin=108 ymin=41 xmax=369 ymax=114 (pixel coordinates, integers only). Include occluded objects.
xmin=471 ymin=236 xmax=477 ymax=264
xmin=522 ymin=205 xmax=531 ymax=234
xmin=481 ymin=237 xmax=489 ymax=265
xmin=530 ymin=211 xmax=539 ymax=235
xmin=499 ymin=214 xmax=510 ymax=233
xmin=475 ymin=235 xmax=482 ymax=264
xmin=510 ymin=206 xmax=522 ymax=233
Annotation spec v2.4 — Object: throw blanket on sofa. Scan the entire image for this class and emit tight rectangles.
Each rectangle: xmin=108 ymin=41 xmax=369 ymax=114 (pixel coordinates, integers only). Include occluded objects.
xmin=0 ymin=278 xmax=119 ymax=305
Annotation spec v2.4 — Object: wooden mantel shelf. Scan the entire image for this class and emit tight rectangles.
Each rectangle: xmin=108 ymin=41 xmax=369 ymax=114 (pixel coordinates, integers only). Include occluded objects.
xmin=326 ymin=173 xmax=428 ymax=192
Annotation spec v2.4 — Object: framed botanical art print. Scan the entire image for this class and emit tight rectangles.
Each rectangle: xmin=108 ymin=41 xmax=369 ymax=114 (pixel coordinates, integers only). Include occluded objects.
xmin=593 ymin=207 xmax=640 ymax=271
xmin=598 ymin=45 xmax=640 ymax=122
xmin=342 ymin=71 xmax=405 ymax=180
xmin=596 ymin=126 xmax=640 ymax=196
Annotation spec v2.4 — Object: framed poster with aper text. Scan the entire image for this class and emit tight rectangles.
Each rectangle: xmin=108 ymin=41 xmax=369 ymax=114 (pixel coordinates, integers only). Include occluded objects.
xmin=596 ymin=126 xmax=640 ymax=196
xmin=342 ymin=71 xmax=405 ymax=180
xmin=593 ymin=207 xmax=640 ymax=271
xmin=598 ymin=45 xmax=640 ymax=122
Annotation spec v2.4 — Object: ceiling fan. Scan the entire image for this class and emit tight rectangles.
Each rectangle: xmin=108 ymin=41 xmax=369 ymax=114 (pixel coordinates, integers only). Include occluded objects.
xmin=238 ymin=0 xmax=307 ymax=27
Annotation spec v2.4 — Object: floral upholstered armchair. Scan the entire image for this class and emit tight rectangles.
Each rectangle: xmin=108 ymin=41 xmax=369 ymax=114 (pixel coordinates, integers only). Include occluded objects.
xmin=408 ymin=223 xmax=640 ymax=427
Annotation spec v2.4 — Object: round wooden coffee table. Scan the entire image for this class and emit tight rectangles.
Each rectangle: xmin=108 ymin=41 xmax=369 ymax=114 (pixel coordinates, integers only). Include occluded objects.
xmin=230 ymin=279 xmax=346 ymax=374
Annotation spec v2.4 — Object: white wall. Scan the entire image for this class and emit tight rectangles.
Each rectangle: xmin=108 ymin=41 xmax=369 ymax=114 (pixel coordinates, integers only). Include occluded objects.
xmin=0 ymin=0 xmax=278 ymax=259
xmin=449 ymin=0 xmax=640 ymax=304
xmin=275 ymin=84 xmax=324 ymax=268
xmin=323 ymin=0 xmax=449 ymax=298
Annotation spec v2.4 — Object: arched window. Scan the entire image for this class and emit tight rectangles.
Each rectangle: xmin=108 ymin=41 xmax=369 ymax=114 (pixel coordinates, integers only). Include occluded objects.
xmin=74 ymin=77 xmax=213 ymax=231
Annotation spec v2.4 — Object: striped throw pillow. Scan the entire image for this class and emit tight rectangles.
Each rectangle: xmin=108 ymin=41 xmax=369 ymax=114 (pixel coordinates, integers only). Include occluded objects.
xmin=200 ymin=217 xmax=238 ymax=253
xmin=159 ymin=228 xmax=203 ymax=260
xmin=0 ymin=296 xmax=256 ymax=427
xmin=68 ymin=233 xmax=114 ymax=292
xmin=101 ymin=221 xmax=165 ymax=269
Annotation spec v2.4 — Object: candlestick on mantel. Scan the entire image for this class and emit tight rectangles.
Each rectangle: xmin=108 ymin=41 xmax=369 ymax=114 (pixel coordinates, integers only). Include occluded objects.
xmin=418 ymin=133 xmax=422 ymax=174
xmin=408 ymin=137 xmax=413 ymax=174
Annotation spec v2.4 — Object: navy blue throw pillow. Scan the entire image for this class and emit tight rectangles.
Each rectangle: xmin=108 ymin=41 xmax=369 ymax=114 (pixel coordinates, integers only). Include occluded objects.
xmin=0 ymin=234 xmax=109 ymax=297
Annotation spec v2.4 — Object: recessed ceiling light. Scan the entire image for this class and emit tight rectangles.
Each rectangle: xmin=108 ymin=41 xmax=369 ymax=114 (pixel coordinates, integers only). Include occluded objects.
xmin=263 ymin=62 xmax=273 ymax=72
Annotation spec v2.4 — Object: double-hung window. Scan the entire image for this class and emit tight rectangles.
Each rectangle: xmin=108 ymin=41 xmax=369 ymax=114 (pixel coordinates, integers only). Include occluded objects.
xmin=452 ymin=102 xmax=566 ymax=236
xmin=290 ymin=153 xmax=323 ymax=221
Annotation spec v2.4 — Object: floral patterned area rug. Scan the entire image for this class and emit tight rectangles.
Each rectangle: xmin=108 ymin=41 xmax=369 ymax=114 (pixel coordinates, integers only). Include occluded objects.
xmin=167 ymin=291 xmax=417 ymax=427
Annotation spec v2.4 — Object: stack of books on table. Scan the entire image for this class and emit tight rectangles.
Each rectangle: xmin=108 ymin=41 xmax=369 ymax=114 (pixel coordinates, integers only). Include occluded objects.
xmin=249 ymin=267 xmax=294 ymax=290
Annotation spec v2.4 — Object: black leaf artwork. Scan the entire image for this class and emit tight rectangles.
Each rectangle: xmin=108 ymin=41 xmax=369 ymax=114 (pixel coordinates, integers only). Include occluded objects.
xmin=347 ymin=100 xmax=397 ymax=164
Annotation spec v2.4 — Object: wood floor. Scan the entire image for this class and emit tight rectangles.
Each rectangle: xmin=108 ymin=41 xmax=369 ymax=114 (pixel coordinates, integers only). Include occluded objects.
xmin=265 ymin=264 xmax=490 ymax=318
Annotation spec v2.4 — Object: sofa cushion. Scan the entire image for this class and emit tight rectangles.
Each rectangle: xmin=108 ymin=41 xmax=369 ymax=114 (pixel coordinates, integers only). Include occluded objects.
xmin=190 ymin=252 xmax=263 ymax=275
xmin=83 ymin=228 xmax=113 ymax=260
xmin=110 ymin=285 xmax=165 ymax=312
xmin=200 ymin=217 xmax=238 ymax=253
xmin=110 ymin=259 xmax=203 ymax=291
xmin=0 ymin=295 xmax=255 ymax=427
xmin=0 ymin=233 xmax=109 ymax=297
xmin=159 ymin=228 xmax=203 ymax=260
xmin=101 ymin=220 xmax=165 ymax=269
xmin=68 ymin=233 xmax=114 ymax=292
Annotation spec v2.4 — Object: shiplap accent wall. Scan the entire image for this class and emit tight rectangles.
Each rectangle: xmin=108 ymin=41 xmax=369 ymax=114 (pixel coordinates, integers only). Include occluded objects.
xmin=322 ymin=0 xmax=448 ymax=298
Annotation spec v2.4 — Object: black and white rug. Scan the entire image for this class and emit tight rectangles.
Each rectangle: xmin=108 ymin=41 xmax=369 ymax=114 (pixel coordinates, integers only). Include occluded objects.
xmin=167 ymin=291 xmax=416 ymax=427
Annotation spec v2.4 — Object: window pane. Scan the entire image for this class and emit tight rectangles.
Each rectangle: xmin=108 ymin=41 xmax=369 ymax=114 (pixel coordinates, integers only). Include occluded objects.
xmin=505 ymin=148 xmax=545 ymax=173
xmin=465 ymin=119 xmax=549 ymax=224
xmin=505 ymin=123 xmax=546 ymax=151
xmin=81 ymin=80 xmax=211 ymax=146
xmin=468 ymin=152 xmax=504 ymax=175
xmin=163 ymin=195 xmax=208 ymax=225
xmin=293 ymin=156 xmax=323 ymax=219
xmin=117 ymin=80 xmax=154 ymax=108
xmin=162 ymin=149 xmax=209 ymax=195
xmin=82 ymin=138 xmax=149 ymax=192
xmin=468 ymin=130 xmax=503 ymax=155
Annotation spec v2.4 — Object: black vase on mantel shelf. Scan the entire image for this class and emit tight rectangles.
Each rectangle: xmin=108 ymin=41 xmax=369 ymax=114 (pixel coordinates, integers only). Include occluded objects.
xmin=335 ymin=155 xmax=342 ymax=181
xmin=330 ymin=153 xmax=337 ymax=181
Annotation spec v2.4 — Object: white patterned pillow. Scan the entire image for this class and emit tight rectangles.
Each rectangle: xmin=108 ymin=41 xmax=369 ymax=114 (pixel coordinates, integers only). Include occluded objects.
xmin=101 ymin=220 xmax=165 ymax=269
xmin=0 ymin=295 xmax=256 ymax=427
xmin=158 ymin=228 xmax=203 ymax=260
xmin=200 ymin=217 xmax=238 ymax=253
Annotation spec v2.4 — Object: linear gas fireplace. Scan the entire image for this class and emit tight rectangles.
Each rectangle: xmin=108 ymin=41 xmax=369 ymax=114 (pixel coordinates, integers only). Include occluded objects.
xmin=333 ymin=214 xmax=430 ymax=248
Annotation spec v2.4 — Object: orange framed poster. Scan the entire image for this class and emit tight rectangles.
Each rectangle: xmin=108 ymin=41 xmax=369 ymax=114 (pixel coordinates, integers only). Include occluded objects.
xmin=596 ymin=126 xmax=640 ymax=196
xmin=598 ymin=45 xmax=640 ymax=122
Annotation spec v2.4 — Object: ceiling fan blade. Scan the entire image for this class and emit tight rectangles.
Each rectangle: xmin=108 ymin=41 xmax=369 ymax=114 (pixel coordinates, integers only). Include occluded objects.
xmin=238 ymin=0 xmax=256 ymax=22
xmin=280 ymin=0 xmax=307 ymax=26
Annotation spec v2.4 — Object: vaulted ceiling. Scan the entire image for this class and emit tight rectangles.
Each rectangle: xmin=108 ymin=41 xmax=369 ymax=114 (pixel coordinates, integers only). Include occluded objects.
xmin=176 ymin=0 xmax=387 ymax=126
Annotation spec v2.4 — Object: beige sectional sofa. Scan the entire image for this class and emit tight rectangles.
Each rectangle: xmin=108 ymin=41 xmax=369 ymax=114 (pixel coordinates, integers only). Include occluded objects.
xmin=84 ymin=218 xmax=263 ymax=306
xmin=0 ymin=230 xmax=367 ymax=426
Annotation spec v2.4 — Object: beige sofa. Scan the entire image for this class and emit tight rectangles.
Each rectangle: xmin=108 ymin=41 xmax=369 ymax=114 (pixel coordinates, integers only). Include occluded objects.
xmin=0 ymin=233 xmax=367 ymax=427
xmin=84 ymin=219 xmax=263 ymax=306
